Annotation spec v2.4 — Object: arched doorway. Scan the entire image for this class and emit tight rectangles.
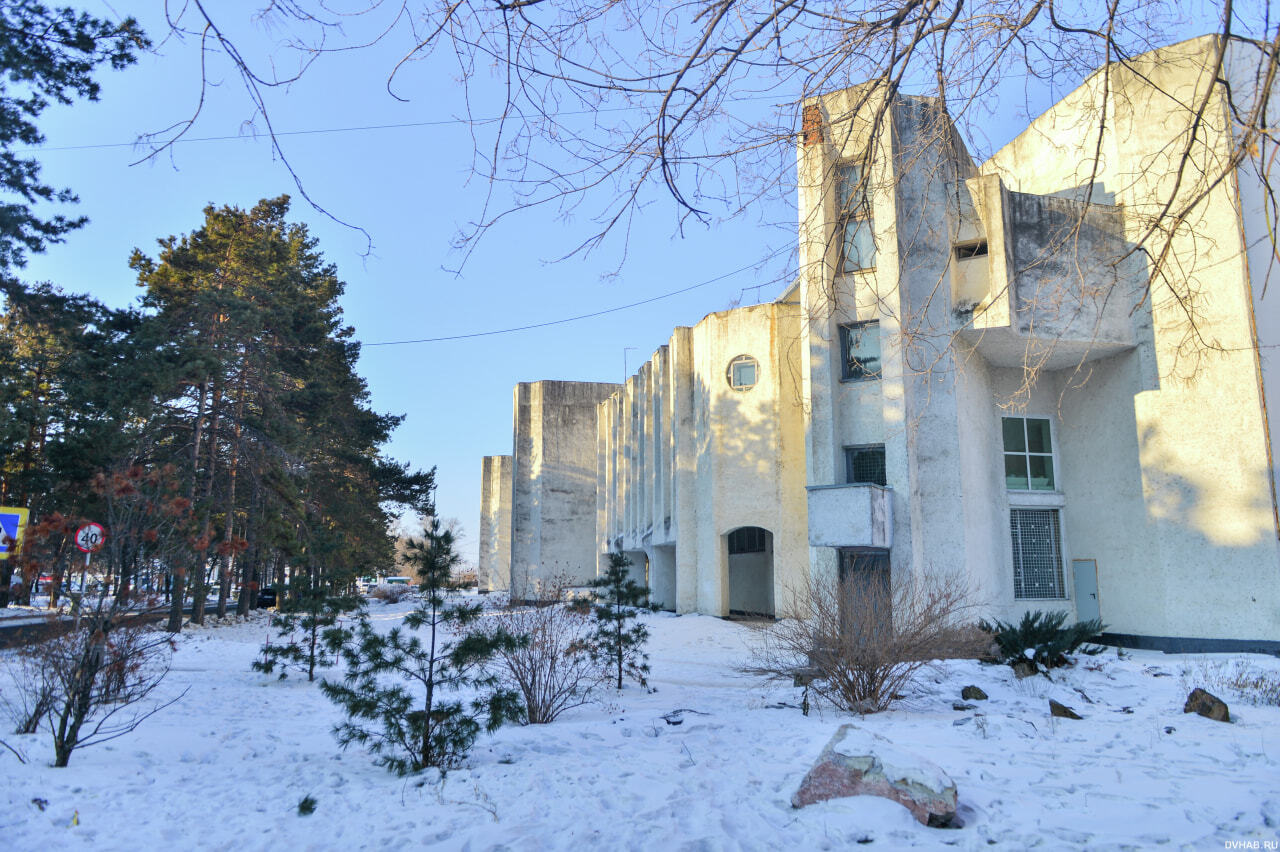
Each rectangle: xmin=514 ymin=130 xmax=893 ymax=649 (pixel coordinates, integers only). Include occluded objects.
xmin=726 ymin=526 xmax=774 ymax=617
xmin=620 ymin=549 xmax=649 ymax=590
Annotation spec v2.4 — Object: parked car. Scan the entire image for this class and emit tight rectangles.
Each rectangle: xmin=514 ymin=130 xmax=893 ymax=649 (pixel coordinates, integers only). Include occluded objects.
xmin=257 ymin=587 xmax=278 ymax=608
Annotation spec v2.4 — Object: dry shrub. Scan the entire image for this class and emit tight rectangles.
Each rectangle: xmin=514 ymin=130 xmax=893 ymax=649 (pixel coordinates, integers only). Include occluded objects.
xmin=448 ymin=570 xmax=478 ymax=590
xmin=1 ymin=634 xmax=57 ymax=734
xmin=482 ymin=576 xmax=608 ymax=724
xmin=747 ymin=569 xmax=988 ymax=713
xmin=370 ymin=584 xmax=414 ymax=604
xmin=16 ymin=612 xmax=185 ymax=766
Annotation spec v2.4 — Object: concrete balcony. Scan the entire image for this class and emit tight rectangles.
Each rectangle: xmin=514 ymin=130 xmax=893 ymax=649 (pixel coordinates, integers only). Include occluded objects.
xmin=806 ymin=484 xmax=893 ymax=549
xmin=955 ymin=175 xmax=1145 ymax=370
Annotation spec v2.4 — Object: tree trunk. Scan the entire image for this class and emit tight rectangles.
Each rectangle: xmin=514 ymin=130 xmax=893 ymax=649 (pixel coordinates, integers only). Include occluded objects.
xmin=237 ymin=519 xmax=258 ymax=616
xmin=216 ymin=363 xmax=247 ymax=620
xmin=166 ymin=568 xmax=186 ymax=632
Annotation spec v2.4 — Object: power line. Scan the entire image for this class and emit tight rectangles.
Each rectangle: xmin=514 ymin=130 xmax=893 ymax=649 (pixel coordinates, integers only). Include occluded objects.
xmin=362 ymin=250 xmax=790 ymax=347
xmin=26 ymin=118 xmax=471 ymax=152
xmin=23 ymin=94 xmax=787 ymax=153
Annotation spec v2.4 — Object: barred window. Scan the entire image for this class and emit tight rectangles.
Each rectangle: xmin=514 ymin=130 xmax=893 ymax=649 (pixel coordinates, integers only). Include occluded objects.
xmin=844 ymin=444 xmax=887 ymax=486
xmin=1010 ymin=508 xmax=1065 ymax=599
xmin=728 ymin=526 xmax=767 ymax=554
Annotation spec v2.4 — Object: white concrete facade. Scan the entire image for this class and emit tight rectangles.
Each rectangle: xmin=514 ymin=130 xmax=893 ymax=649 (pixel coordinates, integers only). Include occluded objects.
xmin=480 ymin=37 xmax=1280 ymax=649
xmin=477 ymin=455 xmax=512 ymax=592
xmin=594 ymin=301 xmax=809 ymax=616
xmin=509 ymin=380 xmax=619 ymax=600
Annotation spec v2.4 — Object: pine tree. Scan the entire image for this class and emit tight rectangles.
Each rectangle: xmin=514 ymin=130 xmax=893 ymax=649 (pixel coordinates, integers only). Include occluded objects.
xmin=252 ymin=574 xmax=363 ymax=681
xmin=585 ymin=551 xmax=655 ymax=690
xmin=0 ymin=2 xmax=148 ymax=270
xmin=132 ymin=196 xmax=432 ymax=631
xmin=321 ymin=515 xmax=524 ymax=774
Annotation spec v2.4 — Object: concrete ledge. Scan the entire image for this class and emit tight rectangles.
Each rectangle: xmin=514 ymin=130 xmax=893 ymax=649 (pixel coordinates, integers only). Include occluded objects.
xmin=1094 ymin=632 xmax=1280 ymax=656
xmin=806 ymin=483 xmax=893 ymax=549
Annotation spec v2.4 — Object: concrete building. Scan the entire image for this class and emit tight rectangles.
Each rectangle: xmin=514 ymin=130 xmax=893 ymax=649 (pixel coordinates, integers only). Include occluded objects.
xmin=481 ymin=36 xmax=1279 ymax=651
xmin=477 ymin=455 xmax=511 ymax=592
xmin=506 ymin=381 xmax=619 ymax=600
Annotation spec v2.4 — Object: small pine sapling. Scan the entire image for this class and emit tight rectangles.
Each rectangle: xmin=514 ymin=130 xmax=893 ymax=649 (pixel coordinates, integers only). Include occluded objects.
xmin=584 ymin=551 xmax=656 ymax=690
xmin=321 ymin=516 xmax=524 ymax=774
xmin=253 ymin=577 xmax=364 ymax=681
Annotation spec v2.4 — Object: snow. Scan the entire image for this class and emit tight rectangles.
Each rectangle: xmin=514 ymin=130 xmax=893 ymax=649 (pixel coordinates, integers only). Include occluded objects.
xmin=3 ymin=600 xmax=1279 ymax=850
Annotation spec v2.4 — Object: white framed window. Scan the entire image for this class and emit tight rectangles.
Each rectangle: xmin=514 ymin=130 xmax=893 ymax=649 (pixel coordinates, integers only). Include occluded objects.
xmin=839 ymin=320 xmax=881 ymax=381
xmin=727 ymin=354 xmax=758 ymax=391
xmin=836 ymin=162 xmax=875 ymax=272
xmin=1002 ymin=416 xmax=1055 ymax=491
xmin=1010 ymin=508 xmax=1066 ymax=599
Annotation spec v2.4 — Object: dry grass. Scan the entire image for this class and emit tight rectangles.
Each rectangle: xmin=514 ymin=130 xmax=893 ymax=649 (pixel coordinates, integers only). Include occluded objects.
xmin=746 ymin=569 xmax=989 ymax=713
xmin=1179 ymin=659 xmax=1280 ymax=708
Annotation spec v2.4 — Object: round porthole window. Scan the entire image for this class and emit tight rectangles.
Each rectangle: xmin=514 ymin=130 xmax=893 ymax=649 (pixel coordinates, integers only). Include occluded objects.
xmin=727 ymin=354 xmax=759 ymax=391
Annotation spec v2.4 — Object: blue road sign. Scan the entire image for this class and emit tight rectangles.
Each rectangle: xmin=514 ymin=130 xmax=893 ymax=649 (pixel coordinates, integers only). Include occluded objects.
xmin=0 ymin=507 xmax=29 ymax=560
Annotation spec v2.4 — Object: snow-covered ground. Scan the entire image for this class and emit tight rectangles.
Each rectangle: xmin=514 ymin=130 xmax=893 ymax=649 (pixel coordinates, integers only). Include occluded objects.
xmin=2 ymin=599 xmax=1279 ymax=850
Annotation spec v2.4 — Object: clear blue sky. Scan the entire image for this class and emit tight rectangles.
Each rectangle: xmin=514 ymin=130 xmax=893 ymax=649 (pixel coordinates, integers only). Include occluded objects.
xmin=19 ymin=4 xmax=1218 ymax=565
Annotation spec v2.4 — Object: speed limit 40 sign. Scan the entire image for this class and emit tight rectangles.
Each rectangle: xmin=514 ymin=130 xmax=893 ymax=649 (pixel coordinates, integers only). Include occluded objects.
xmin=75 ymin=522 xmax=106 ymax=553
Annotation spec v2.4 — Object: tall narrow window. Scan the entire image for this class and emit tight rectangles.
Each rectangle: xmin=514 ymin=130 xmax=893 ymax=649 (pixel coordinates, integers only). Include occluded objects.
xmin=844 ymin=444 xmax=887 ymax=486
xmin=840 ymin=320 xmax=882 ymax=381
xmin=1010 ymin=508 xmax=1066 ymax=599
xmin=1002 ymin=416 xmax=1055 ymax=491
xmin=836 ymin=163 xmax=875 ymax=272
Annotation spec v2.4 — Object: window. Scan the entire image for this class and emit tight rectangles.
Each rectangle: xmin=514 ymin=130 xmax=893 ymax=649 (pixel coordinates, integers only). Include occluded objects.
xmin=728 ymin=527 xmax=766 ymax=554
xmin=839 ymin=320 xmax=882 ymax=381
xmin=836 ymin=162 xmax=876 ymax=272
xmin=727 ymin=354 xmax=758 ymax=391
xmin=1010 ymin=508 xmax=1066 ymax=599
xmin=1002 ymin=416 xmax=1055 ymax=491
xmin=954 ymin=241 xmax=988 ymax=260
xmin=844 ymin=444 xmax=887 ymax=486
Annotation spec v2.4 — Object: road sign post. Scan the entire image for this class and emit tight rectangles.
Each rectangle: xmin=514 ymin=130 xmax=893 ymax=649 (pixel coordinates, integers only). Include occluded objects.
xmin=75 ymin=522 xmax=106 ymax=574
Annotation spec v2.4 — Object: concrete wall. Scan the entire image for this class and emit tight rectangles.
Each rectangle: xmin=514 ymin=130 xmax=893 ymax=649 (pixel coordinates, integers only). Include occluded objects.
xmin=797 ymin=91 xmax=990 ymax=605
xmin=1227 ymin=39 xmax=1280 ymax=548
xmin=596 ymin=296 xmax=807 ymax=616
xmin=477 ymin=455 xmax=512 ymax=592
xmin=482 ymin=37 xmax=1279 ymax=646
xmin=510 ymin=380 xmax=619 ymax=599
xmin=983 ymin=34 xmax=1280 ymax=641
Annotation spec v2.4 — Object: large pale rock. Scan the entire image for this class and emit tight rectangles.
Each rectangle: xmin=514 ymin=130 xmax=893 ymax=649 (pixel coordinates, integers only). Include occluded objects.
xmin=1183 ymin=688 xmax=1230 ymax=722
xmin=791 ymin=725 xmax=958 ymax=827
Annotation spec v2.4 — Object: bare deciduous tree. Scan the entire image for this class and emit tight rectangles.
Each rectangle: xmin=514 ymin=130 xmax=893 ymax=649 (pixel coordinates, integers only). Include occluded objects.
xmin=151 ymin=2 xmax=1277 ymax=284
